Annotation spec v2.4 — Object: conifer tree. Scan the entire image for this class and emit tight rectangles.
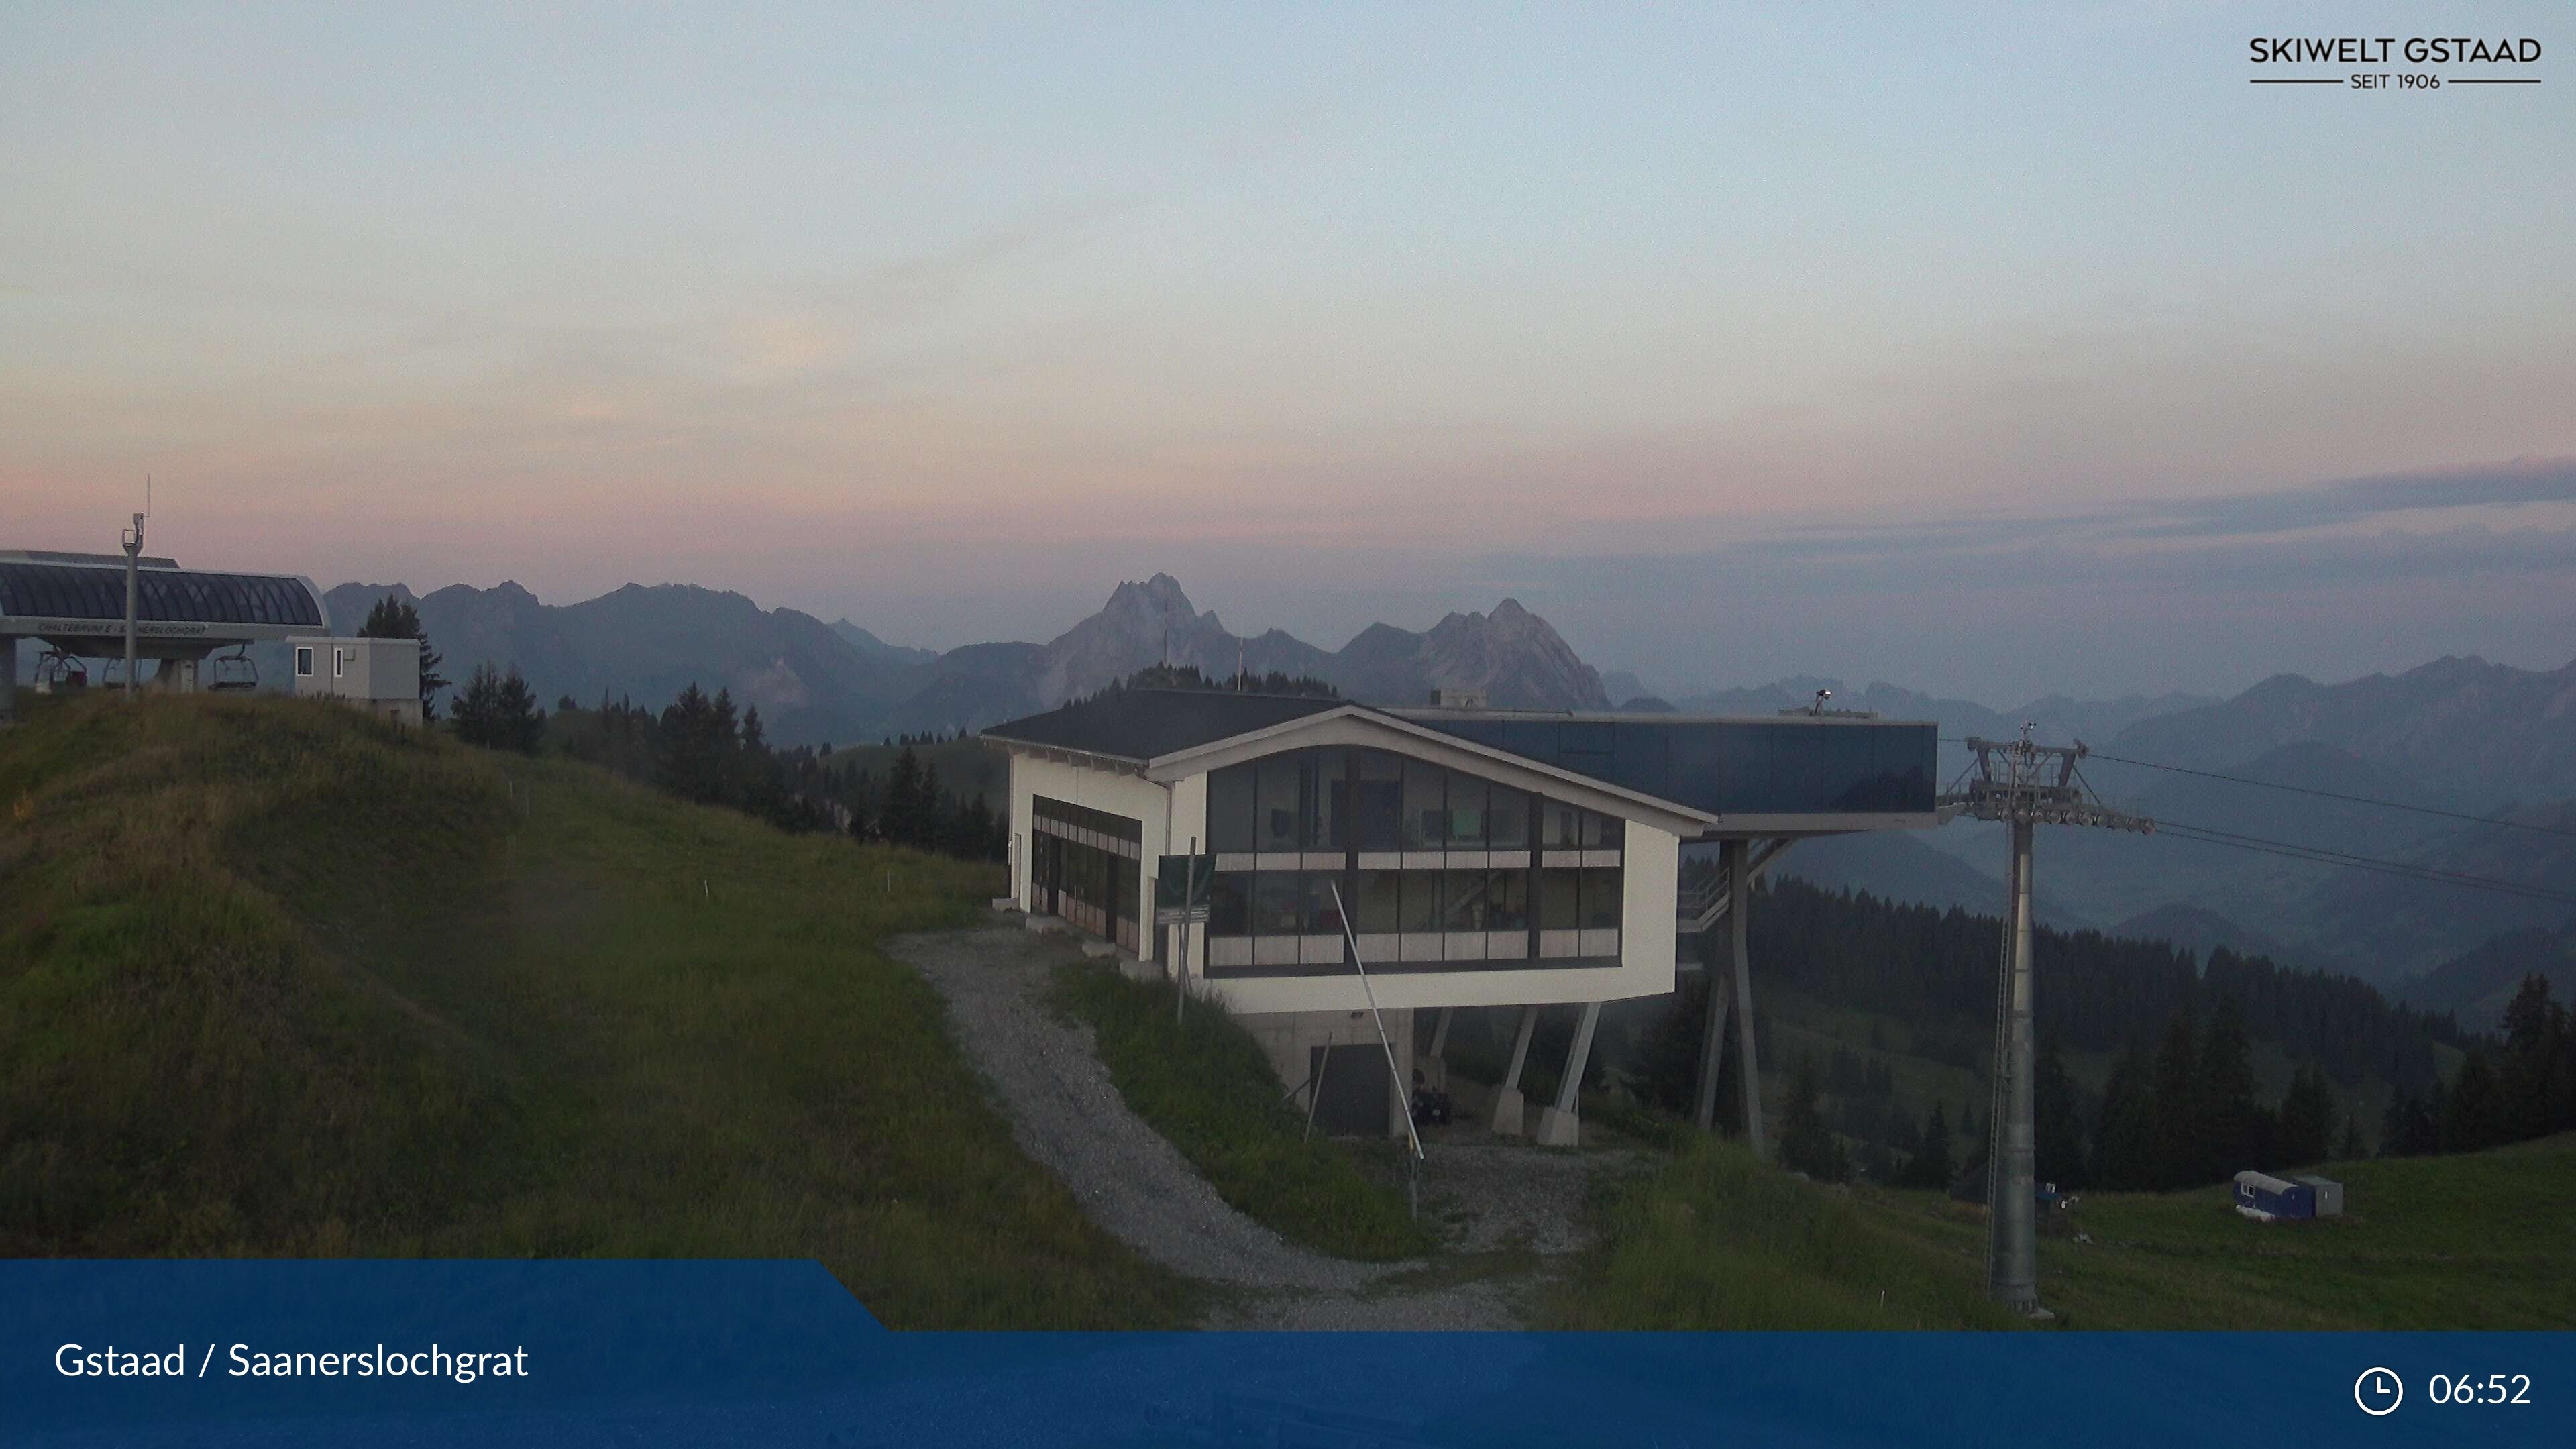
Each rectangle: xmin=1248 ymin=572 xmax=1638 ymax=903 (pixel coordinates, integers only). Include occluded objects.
xmin=1902 ymin=1102 xmax=1954 ymax=1191
xmin=2275 ymin=1064 xmax=2339 ymax=1168
xmin=2093 ymin=1039 xmax=2157 ymax=1189
xmin=358 ymin=596 xmax=448 ymax=720
xmin=2200 ymin=1000 xmax=2269 ymax=1176
xmin=1778 ymin=1052 xmax=1850 ymax=1183
xmin=452 ymin=663 xmax=544 ymax=753
xmin=2150 ymin=1009 xmax=2202 ymax=1188
xmin=2034 ymin=1042 xmax=2087 ymax=1188
xmin=2443 ymin=1055 xmax=2508 ymax=1153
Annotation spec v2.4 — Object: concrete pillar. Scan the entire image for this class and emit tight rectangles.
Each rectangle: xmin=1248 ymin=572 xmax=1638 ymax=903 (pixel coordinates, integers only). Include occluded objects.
xmin=1491 ymin=1004 xmax=1540 ymax=1136
xmin=1534 ymin=1001 xmax=1602 ymax=1148
xmin=0 ymin=637 xmax=15 ymax=722
xmin=1733 ymin=839 xmax=1766 ymax=1159
xmin=1693 ymin=839 xmax=1740 ymax=1131
xmin=1423 ymin=1006 xmax=1454 ymax=1091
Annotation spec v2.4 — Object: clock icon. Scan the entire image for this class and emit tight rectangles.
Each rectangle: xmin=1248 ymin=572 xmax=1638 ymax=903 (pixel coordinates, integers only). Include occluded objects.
xmin=2355 ymin=1366 xmax=2404 ymax=1416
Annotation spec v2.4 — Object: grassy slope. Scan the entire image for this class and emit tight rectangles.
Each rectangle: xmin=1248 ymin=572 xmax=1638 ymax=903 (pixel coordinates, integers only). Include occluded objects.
xmin=0 ymin=695 xmax=1191 ymax=1328
xmin=1559 ymin=1130 xmax=2576 ymax=1330
xmin=1051 ymin=961 xmax=1433 ymax=1260
xmin=1556 ymin=1136 xmax=2028 ymax=1330
xmin=2032 ymin=1134 xmax=2576 ymax=1328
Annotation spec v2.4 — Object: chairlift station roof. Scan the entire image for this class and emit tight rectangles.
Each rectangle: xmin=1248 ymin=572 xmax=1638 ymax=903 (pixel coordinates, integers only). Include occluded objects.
xmin=0 ymin=550 xmax=329 ymax=656
xmin=984 ymin=688 xmax=1943 ymax=837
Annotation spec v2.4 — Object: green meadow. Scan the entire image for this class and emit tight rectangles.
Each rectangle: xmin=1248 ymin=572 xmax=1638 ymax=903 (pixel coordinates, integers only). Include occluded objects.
xmin=0 ymin=694 xmax=1191 ymax=1328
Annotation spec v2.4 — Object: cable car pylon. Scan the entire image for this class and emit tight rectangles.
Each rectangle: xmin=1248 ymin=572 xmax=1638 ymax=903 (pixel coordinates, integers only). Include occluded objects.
xmin=1943 ymin=726 xmax=2152 ymax=1316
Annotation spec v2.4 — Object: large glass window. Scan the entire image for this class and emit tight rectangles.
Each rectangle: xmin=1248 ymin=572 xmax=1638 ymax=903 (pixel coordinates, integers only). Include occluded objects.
xmin=1540 ymin=868 xmax=1580 ymax=930
xmin=1399 ymin=871 xmax=1444 ymax=932
xmin=1443 ymin=870 xmax=1489 ymax=931
xmin=1200 ymin=747 xmax=1626 ymax=973
xmin=1354 ymin=869 xmax=1401 ymax=932
xmin=1354 ymin=751 xmax=1403 ymax=850
xmin=1208 ymin=871 xmax=1248 ymax=935
xmin=1303 ymin=873 xmax=1344 ymax=935
xmin=1540 ymin=801 xmax=1580 ymax=848
xmin=1208 ymin=767 xmax=1255 ymax=853
xmin=1446 ymin=775 xmax=1487 ymax=849
xmin=1253 ymin=872 xmax=1301 ymax=936
xmin=1402 ymin=759 xmax=1446 ymax=849
xmin=1580 ymin=867 xmax=1623 ymax=929
xmin=1256 ymin=757 xmax=1301 ymax=852
xmin=1309 ymin=747 xmax=1346 ymax=849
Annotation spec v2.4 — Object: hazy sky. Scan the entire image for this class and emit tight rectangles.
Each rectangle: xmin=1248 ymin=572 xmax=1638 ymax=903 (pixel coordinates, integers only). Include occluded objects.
xmin=7 ymin=2 xmax=2571 ymax=704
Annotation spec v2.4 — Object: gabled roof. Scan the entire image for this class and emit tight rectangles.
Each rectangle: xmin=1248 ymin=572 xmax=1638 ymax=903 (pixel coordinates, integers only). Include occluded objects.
xmin=981 ymin=688 xmax=1342 ymax=763
xmin=985 ymin=690 xmax=1725 ymax=831
xmin=983 ymin=689 xmax=1945 ymax=833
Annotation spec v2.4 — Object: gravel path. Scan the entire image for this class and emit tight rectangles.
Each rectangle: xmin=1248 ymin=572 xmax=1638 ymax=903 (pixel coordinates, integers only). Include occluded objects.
xmin=890 ymin=919 xmax=1644 ymax=1330
xmin=893 ymin=924 xmax=1387 ymax=1295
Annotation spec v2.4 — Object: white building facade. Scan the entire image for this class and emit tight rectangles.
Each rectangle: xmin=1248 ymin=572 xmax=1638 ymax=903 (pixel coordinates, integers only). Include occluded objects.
xmin=288 ymin=635 xmax=423 ymax=727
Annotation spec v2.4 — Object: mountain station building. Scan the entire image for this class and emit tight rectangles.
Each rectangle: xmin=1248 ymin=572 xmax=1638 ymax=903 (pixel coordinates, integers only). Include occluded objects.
xmin=0 ymin=549 xmax=330 ymax=719
xmin=984 ymin=688 xmax=1942 ymax=1145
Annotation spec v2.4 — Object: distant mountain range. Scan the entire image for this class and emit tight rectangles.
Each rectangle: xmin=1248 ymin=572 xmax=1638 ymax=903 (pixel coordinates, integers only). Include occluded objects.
xmin=312 ymin=572 xmax=2575 ymax=1004
xmin=1799 ymin=656 xmax=2576 ymax=1000
xmin=323 ymin=572 xmax=1609 ymax=749
xmin=2400 ymin=918 xmax=2575 ymax=1033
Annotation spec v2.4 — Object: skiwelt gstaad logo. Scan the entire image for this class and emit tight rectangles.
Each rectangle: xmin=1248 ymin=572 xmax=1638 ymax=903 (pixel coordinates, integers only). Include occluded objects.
xmin=2248 ymin=32 xmax=2543 ymax=91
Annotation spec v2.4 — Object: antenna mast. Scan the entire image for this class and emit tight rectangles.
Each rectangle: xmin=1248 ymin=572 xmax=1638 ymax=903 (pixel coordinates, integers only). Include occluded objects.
xmin=1944 ymin=726 xmax=2151 ymax=1316
xmin=121 ymin=479 xmax=150 ymax=700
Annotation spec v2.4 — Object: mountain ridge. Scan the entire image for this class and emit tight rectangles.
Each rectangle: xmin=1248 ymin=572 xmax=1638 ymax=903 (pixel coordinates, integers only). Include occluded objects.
xmin=323 ymin=572 xmax=1613 ymax=745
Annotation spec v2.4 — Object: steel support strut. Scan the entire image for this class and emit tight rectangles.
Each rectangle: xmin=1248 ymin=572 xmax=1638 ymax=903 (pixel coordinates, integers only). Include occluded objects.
xmin=1731 ymin=839 xmax=1764 ymax=1157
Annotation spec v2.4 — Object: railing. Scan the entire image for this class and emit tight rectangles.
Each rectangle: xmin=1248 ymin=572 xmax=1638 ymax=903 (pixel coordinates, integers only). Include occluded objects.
xmin=1674 ymin=838 xmax=1793 ymax=935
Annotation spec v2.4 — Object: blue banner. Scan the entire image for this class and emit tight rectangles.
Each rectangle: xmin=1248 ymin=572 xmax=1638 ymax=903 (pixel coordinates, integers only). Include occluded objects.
xmin=5 ymin=1261 xmax=2566 ymax=1446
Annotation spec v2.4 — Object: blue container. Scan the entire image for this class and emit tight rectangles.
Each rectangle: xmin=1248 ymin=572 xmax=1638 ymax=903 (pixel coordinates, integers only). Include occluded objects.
xmin=2233 ymin=1170 xmax=2316 ymax=1219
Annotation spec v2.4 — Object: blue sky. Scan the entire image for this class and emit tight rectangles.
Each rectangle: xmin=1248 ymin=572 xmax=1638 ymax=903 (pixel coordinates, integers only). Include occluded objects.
xmin=5 ymin=2 xmax=2571 ymax=703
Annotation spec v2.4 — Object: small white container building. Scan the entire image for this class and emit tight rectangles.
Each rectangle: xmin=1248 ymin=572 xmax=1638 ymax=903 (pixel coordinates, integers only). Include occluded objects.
xmin=2292 ymin=1174 xmax=2346 ymax=1216
xmin=288 ymin=635 xmax=422 ymax=727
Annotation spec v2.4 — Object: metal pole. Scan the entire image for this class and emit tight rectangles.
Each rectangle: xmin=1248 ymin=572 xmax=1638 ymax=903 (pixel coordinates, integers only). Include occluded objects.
xmin=1177 ymin=835 xmax=1195 ymax=1028
xmin=1303 ymin=1044 xmax=1329 ymax=1140
xmin=122 ymin=511 xmax=144 ymax=700
xmin=1988 ymin=818 xmax=2039 ymax=1311
xmin=1328 ymin=882 xmax=1426 ymax=1172
xmin=1731 ymin=839 xmax=1765 ymax=1157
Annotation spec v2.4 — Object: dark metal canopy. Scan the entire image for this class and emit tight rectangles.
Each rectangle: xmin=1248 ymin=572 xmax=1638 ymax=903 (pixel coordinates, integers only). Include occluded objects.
xmin=0 ymin=559 xmax=326 ymax=631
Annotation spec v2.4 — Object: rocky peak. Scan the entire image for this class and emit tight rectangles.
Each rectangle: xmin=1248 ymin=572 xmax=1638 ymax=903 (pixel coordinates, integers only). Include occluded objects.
xmin=1100 ymin=573 xmax=1199 ymax=625
xmin=1419 ymin=598 xmax=1609 ymax=710
xmin=1040 ymin=574 xmax=1234 ymax=704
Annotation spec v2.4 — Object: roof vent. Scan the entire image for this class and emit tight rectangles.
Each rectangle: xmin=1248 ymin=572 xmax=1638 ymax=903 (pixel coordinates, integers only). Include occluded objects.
xmin=1428 ymin=687 xmax=1488 ymax=710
